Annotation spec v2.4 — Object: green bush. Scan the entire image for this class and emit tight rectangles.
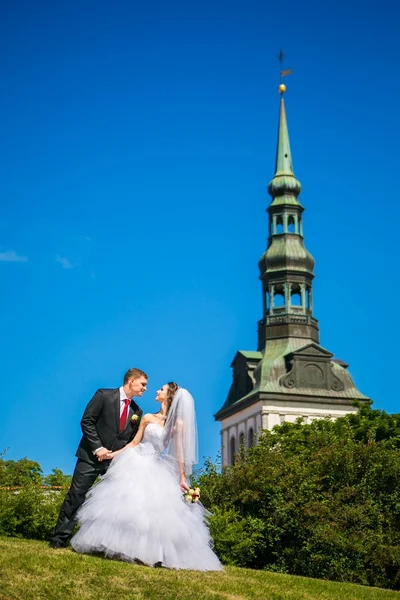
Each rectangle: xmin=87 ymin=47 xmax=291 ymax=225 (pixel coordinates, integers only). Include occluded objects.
xmin=0 ymin=456 xmax=43 ymax=486
xmin=0 ymin=484 xmax=67 ymax=540
xmin=197 ymin=406 xmax=400 ymax=589
xmin=0 ymin=453 xmax=69 ymax=540
xmin=208 ymin=507 xmax=266 ymax=567
xmin=44 ymin=468 xmax=72 ymax=488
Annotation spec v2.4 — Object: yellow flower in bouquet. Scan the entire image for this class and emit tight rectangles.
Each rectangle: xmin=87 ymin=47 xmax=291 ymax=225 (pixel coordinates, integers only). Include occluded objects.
xmin=184 ymin=487 xmax=200 ymax=504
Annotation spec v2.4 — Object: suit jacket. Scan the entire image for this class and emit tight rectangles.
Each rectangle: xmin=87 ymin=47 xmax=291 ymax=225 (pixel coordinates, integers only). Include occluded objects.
xmin=76 ymin=388 xmax=143 ymax=464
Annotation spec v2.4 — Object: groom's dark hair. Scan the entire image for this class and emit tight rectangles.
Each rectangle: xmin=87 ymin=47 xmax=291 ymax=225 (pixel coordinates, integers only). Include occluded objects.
xmin=123 ymin=368 xmax=148 ymax=383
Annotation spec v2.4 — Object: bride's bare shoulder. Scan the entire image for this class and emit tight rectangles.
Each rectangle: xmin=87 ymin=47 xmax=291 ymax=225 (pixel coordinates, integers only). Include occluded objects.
xmin=142 ymin=413 xmax=158 ymax=424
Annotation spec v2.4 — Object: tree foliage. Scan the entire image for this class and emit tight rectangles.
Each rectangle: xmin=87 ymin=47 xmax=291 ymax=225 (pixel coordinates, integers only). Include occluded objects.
xmin=0 ymin=457 xmax=43 ymax=487
xmin=43 ymin=468 xmax=72 ymax=488
xmin=196 ymin=405 xmax=400 ymax=589
xmin=0 ymin=452 xmax=70 ymax=539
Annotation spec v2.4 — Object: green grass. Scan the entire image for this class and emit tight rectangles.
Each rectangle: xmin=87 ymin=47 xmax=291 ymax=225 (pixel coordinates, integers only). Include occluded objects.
xmin=0 ymin=537 xmax=399 ymax=600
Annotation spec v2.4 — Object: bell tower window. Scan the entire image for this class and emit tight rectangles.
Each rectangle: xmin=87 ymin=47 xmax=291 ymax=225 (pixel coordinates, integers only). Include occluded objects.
xmin=288 ymin=215 xmax=296 ymax=233
xmin=276 ymin=215 xmax=284 ymax=234
xmin=273 ymin=284 xmax=286 ymax=308
xmin=290 ymin=283 xmax=302 ymax=306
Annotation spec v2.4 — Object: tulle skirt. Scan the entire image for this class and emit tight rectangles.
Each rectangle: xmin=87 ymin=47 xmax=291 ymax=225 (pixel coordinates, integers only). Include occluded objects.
xmin=70 ymin=443 xmax=222 ymax=571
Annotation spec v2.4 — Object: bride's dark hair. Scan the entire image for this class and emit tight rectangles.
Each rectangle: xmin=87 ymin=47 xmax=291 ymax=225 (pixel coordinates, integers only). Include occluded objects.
xmin=166 ymin=382 xmax=179 ymax=415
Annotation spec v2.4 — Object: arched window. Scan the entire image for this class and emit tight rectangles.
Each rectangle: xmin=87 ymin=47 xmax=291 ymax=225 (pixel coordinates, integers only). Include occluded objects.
xmin=288 ymin=215 xmax=296 ymax=233
xmin=238 ymin=432 xmax=246 ymax=460
xmin=230 ymin=436 xmax=236 ymax=465
xmin=290 ymin=283 xmax=302 ymax=306
xmin=248 ymin=427 xmax=254 ymax=448
xmin=276 ymin=215 xmax=284 ymax=234
xmin=273 ymin=284 xmax=285 ymax=308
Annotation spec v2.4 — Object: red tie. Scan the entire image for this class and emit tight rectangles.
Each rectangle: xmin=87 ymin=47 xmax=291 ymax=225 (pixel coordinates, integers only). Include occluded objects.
xmin=119 ymin=399 xmax=131 ymax=432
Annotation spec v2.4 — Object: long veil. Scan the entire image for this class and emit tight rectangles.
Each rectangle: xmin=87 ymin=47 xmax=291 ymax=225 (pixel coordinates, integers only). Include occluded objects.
xmin=162 ymin=388 xmax=198 ymax=477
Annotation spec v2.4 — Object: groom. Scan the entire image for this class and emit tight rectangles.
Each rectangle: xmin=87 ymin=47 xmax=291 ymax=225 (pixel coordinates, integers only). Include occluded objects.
xmin=49 ymin=367 xmax=147 ymax=548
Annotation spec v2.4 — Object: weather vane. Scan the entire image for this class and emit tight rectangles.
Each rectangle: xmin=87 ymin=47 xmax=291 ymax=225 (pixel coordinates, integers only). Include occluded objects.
xmin=277 ymin=49 xmax=292 ymax=93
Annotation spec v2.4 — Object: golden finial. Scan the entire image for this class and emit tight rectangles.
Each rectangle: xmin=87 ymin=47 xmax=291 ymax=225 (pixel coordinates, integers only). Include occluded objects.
xmin=277 ymin=49 xmax=292 ymax=93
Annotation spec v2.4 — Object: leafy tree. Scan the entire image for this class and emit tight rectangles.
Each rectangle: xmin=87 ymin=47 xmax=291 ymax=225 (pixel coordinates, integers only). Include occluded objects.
xmin=43 ymin=468 xmax=72 ymax=488
xmin=197 ymin=406 xmax=400 ymax=589
xmin=0 ymin=454 xmax=71 ymax=539
xmin=0 ymin=457 xmax=43 ymax=487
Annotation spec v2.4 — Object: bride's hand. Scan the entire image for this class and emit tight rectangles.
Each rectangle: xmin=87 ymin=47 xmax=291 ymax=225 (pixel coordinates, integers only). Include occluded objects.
xmin=96 ymin=448 xmax=111 ymax=462
xmin=180 ymin=476 xmax=189 ymax=493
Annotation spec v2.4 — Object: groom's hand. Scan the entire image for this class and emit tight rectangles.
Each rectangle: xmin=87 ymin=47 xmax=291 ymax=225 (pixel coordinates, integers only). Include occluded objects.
xmin=96 ymin=448 xmax=111 ymax=462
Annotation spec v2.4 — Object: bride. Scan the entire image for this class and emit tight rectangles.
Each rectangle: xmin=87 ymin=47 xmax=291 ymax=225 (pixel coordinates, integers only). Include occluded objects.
xmin=70 ymin=382 xmax=222 ymax=571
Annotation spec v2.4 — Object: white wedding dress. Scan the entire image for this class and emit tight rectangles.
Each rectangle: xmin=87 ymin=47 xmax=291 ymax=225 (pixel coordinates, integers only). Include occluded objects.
xmin=70 ymin=422 xmax=222 ymax=571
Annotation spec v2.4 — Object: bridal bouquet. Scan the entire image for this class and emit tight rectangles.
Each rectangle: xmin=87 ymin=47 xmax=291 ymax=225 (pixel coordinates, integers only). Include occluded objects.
xmin=184 ymin=487 xmax=200 ymax=504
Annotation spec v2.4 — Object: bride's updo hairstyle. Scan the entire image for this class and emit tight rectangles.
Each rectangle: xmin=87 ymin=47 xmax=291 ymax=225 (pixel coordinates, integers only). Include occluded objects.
xmin=165 ymin=382 xmax=179 ymax=416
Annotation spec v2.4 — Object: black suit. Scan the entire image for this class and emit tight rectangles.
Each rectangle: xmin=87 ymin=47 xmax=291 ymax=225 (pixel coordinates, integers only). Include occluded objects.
xmin=50 ymin=388 xmax=142 ymax=545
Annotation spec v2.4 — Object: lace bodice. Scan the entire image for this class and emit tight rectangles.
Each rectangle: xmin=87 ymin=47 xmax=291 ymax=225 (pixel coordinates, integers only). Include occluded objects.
xmin=141 ymin=422 xmax=166 ymax=453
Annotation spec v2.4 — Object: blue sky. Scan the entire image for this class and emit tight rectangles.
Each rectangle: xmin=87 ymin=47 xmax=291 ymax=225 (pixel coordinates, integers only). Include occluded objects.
xmin=1 ymin=0 xmax=399 ymax=475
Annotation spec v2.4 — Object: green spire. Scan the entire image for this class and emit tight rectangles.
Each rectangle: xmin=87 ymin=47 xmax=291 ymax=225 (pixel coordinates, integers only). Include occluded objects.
xmin=268 ymin=89 xmax=301 ymax=201
xmin=275 ymin=95 xmax=294 ymax=176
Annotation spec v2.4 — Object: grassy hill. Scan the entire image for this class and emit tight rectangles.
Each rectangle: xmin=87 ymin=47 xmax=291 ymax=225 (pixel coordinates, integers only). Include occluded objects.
xmin=0 ymin=537 xmax=399 ymax=600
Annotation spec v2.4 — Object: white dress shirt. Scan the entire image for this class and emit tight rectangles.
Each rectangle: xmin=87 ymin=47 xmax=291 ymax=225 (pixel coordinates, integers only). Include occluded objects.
xmin=119 ymin=386 xmax=131 ymax=416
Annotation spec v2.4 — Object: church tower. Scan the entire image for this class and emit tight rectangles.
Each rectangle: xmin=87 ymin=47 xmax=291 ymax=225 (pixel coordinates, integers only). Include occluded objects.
xmin=215 ymin=82 xmax=369 ymax=466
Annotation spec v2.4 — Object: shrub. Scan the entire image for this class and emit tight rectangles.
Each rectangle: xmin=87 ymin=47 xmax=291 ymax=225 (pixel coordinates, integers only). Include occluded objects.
xmin=197 ymin=406 xmax=400 ymax=589
xmin=0 ymin=454 xmax=69 ymax=540
xmin=208 ymin=507 xmax=266 ymax=568
xmin=0 ymin=484 xmax=67 ymax=540
xmin=0 ymin=457 xmax=43 ymax=486
xmin=44 ymin=468 xmax=72 ymax=488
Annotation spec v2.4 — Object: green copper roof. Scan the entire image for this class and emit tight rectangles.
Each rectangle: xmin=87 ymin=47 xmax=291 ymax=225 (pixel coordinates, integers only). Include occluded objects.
xmin=217 ymin=338 xmax=369 ymax=419
xmin=230 ymin=350 xmax=262 ymax=369
xmin=268 ymin=94 xmax=301 ymax=201
xmin=275 ymin=97 xmax=294 ymax=176
xmin=237 ymin=350 xmax=263 ymax=359
xmin=260 ymin=235 xmax=315 ymax=275
xmin=269 ymin=191 xmax=304 ymax=209
xmin=256 ymin=338 xmax=369 ymax=400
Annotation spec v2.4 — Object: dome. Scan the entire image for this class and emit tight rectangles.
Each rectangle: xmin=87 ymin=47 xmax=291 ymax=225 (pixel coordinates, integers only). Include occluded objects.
xmin=268 ymin=173 xmax=301 ymax=198
xmin=259 ymin=236 xmax=315 ymax=276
